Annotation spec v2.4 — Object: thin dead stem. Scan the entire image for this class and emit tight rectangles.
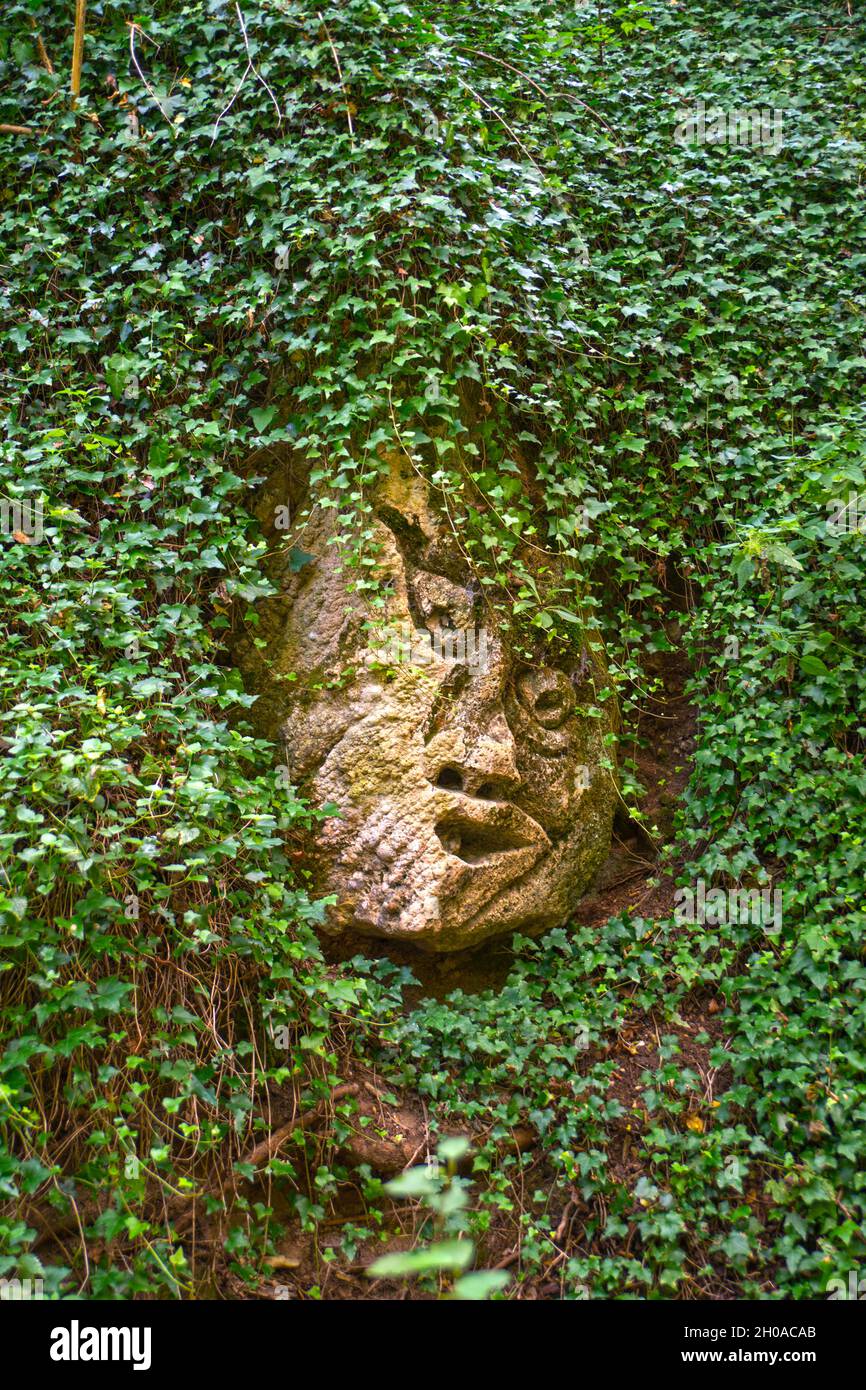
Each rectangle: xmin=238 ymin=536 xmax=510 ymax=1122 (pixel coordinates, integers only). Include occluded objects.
xmin=317 ymin=11 xmax=355 ymax=144
xmin=211 ymin=3 xmax=283 ymax=144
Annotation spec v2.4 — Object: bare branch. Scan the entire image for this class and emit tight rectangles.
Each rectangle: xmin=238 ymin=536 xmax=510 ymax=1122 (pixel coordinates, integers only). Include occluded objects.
xmin=453 ymin=74 xmax=543 ymax=173
xmin=71 ymin=0 xmax=86 ymax=103
xmin=317 ymin=10 xmax=355 ymax=143
xmin=128 ymin=22 xmax=177 ymax=135
xmin=459 ymin=45 xmax=622 ymax=148
xmin=211 ymin=4 xmax=282 ymax=145
xmin=30 ymin=20 xmax=54 ymax=75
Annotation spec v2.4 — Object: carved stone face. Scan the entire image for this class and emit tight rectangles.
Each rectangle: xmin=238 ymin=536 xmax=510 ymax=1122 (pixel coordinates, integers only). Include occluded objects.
xmin=237 ymin=458 xmax=616 ymax=951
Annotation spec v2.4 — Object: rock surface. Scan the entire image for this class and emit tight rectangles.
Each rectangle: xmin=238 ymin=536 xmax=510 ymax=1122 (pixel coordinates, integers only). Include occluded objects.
xmin=234 ymin=450 xmax=617 ymax=951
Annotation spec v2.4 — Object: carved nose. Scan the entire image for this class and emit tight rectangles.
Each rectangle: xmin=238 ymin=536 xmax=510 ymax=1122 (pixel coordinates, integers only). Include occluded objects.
xmin=432 ymin=714 xmax=521 ymax=801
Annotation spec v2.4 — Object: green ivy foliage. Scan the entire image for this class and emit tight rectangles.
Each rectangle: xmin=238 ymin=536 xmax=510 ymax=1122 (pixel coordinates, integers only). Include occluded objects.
xmin=0 ymin=0 xmax=864 ymax=1298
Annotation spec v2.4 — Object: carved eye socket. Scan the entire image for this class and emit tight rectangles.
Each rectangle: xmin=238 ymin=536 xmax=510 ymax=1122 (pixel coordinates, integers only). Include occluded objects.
xmin=428 ymin=601 xmax=464 ymax=629
xmin=517 ymin=670 xmax=575 ymax=730
xmin=413 ymin=574 xmax=473 ymax=629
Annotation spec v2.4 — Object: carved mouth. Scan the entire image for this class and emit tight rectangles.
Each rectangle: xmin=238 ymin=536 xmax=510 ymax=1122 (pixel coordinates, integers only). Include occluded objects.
xmin=433 ymin=798 xmax=548 ymax=867
xmin=435 ymin=816 xmax=530 ymax=864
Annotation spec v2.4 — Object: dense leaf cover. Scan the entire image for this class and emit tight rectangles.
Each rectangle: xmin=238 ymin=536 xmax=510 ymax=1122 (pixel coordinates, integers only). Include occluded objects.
xmin=0 ymin=0 xmax=864 ymax=1297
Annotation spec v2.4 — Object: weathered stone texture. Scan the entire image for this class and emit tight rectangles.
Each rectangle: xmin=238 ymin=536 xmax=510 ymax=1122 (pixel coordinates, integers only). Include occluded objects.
xmin=234 ymin=454 xmax=617 ymax=951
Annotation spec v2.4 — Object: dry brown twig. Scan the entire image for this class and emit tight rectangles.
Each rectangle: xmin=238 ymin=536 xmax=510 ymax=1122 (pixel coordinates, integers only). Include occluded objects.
xmin=30 ymin=20 xmax=54 ymax=74
xmin=453 ymin=73 xmax=543 ymax=173
xmin=317 ymin=11 xmax=355 ymax=143
xmin=242 ymin=1082 xmax=360 ymax=1168
xmin=457 ymin=46 xmax=622 ymax=150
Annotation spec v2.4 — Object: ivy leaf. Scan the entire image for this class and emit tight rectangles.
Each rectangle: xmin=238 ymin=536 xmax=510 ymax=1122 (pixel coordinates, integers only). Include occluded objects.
xmin=800 ymin=655 xmax=829 ymax=677
xmin=451 ymin=1270 xmax=510 ymax=1300
xmin=252 ymin=405 xmax=278 ymax=433
xmin=367 ymin=1240 xmax=473 ymax=1277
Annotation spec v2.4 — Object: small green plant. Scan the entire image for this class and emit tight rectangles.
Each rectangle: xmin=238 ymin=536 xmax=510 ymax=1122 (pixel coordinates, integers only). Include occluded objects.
xmin=367 ymin=1138 xmax=510 ymax=1301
